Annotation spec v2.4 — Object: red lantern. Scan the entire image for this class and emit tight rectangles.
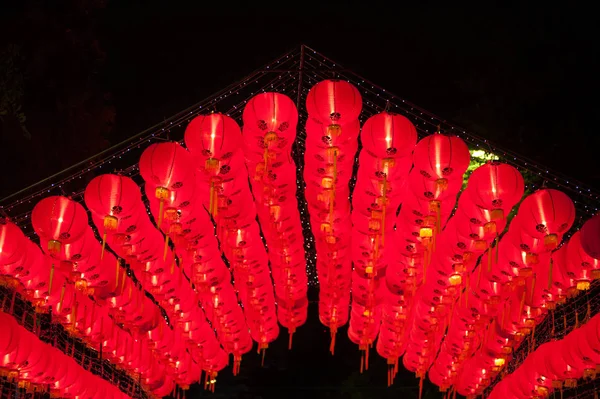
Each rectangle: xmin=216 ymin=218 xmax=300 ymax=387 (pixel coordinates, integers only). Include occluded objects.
xmin=361 ymin=112 xmax=417 ymax=159
xmin=412 ymin=134 xmax=470 ymax=181
xmin=139 ymin=142 xmax=194 ymax=227
xmin=467 ymin=162 xmax=524 ymax=220
xmin=580 ymin=214 xmax=600 ymax=259
xmin=306 ymin=79 xmax=362 ymax=135
xmin=184 ymin=113 xmax=242 ymax=172
xmin=242 ymin=92 xmax=298 ymax=150
xmin=0 ymin=219 xmax=26 ymax=268
xmin=517 ymin=189 xmax=575 ymax=250
xmin=31 ymin=196 xmax=88 ymax=292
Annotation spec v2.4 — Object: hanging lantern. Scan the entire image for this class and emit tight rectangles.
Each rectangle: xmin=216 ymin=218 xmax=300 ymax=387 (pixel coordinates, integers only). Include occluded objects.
xmin=184 ymin=113 xmax=242 ymax=173
xmin=361 ymin=112 xmax=417 ymax=159
xmin=306 ymin=79 xmax=362 ymax=136
xmin=467 ymin=162 xmax=524 ymax=220
xmin=517 ymin=189 xmax=575 ymax=250
xmin=580 ymin=214 xmax=600 ymax=260
xmin=412 ymin=134 xmax=471 ymax=181
xmin=139 ymin=142 xmax=194 ymax=227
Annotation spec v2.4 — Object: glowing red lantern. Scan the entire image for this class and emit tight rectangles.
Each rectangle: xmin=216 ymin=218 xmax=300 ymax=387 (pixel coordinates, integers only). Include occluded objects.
xmin=412 ymin=134 xmax=470 ymax=181
xmin=242 ymin=92 xmax=298 ymax=149
xmin=361 ymin=112 xmax=417 ymax=159
xmin=139 ymin=142 xmax=194 ymax=227
xmin=517 ymin=189 xmax=575 ymax=250
xmin=467 ymin=162 xmax=524 ymax=220
xmin=580 ymin=214 xmax=600 ymax=259
xmin=306 ymin=79 xmax=362 ymax=136
xmin=0 ymin=219 xmax=26 ymax=267
xmin=184 ymin=113 xmax=242 ymax=171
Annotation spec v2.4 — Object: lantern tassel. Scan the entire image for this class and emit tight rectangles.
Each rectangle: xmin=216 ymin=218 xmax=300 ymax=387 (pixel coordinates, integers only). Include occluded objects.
xmin=49 ymin=263 xmax=55 ymax=294
xmin=330 ymin=328 xmax=337 ymax=355
xmin=115 ymin=258 xmax=120 ymax=291
xmin=101 ymin=231 xmax=107 ymax=260
xmin=58 ymin=282 xmax=66 ymax=313
xmin=360 ymin=353 xmax=364 ymax=374
xmin=419 ymin=377 xmax=423 ymax=399
xmin=158 ymin=198 xmax=164 ymax=228
xmin=548 ymin=258 xmax=553 ymax=289
xmin=288 ymin=330 xmax=294 ymax=350
xmin=163 ymin=235 xmax=169 ymax=261
xmin=261 ymin=347 xmax=266 ymax=367
xmin=487 ymin=247 xmax=493 ymax=272
xmin=530 ymin=274 xmax=536 ymax=303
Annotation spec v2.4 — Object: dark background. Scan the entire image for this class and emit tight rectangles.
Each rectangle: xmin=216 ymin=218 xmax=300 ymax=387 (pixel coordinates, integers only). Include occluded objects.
xmin=1 ymin=1 xmax=598 ymax=397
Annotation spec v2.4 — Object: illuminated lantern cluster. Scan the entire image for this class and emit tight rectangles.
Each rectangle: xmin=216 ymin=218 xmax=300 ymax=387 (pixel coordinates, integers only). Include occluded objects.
xmin=424 ymin=162 xmax=524 ymax=391
xmin=138 ymin=149 xmax=252 ymax=378
xmin=185 ymin=114 xmax=279 ymax=361
xmin=433 ymin=188 xmax=576 ymax=396
xmin=1 ymin=214 xmax=177 ymax=396
xmin=84 ymin=168 xmax=227 ymax=392
xmin=350 ymin=112 xmax=416 ymax=373
xmin=489 ymin=313 xmax=600 ymax=398
xmin=242 ymin=93 xmax=308 ymax=346
xmin=0 ymin=312 xmax=130 ymax=398
xmin=393 ymin=134 xmax=470 ymax=386
xmin=304 ymin=79 xmax=362 ymax=351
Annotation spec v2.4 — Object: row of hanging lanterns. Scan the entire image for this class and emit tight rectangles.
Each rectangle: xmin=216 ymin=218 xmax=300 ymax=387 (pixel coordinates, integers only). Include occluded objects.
xmin=241 ymin=93 xmax=308 ymax=348
xmin=490 ymin=312 xmax=600 ymax=398
xmin=1 ymin=207 xmax=180 ymax=397
xmin=184 ymin=113 xmax=279 ymax=365
xmin=393 ymin=133 xmax=471 ymax=392
xmin=0 ymin=311 xmax=130 ymax=398
xmin=303 ymin=79 xmax=362 ymax=352
xmin=351 ymin=111 xmax=416 ymax=375
xmin=447 ymin=188 xmax=577 ymax=396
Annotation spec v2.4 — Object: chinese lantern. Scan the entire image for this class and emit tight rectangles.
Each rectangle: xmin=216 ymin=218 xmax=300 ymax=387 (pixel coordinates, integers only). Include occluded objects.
xmin=467 ymin=161 xmax=524 ymax=221
xmin=412 ymin=134 xmax=471 ymax=181
xmin=139 ymin=142 xmax=194 ymax=227
xmin=84 ymin=174 xmax=142 ymax=259
xmin=184 ymin=113 xmax=242 ymax=173
xmin=306 ymin=79 xmax=362 ymax=136
xmin=580 ymin=214 xmax=600 ymax=259
xmin=31 ymin=196 xmax=88 ymax=291
xmin=517 ymin=189 xmax=575 ymax=250
xmin=361 ymin=112 xmax=418 ymax=159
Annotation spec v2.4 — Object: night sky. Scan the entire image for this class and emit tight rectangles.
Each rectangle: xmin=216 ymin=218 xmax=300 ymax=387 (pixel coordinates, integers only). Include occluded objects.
xmin=1 ymin=1 xmax=599 ymax=398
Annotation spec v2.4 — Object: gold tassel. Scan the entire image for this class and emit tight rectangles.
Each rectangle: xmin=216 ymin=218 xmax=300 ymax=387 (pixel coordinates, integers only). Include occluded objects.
xmin=49 ymin=263 xmax=55 ymax=294
xmin=101 ymin=231 xmax=107 ymax=260
xmin=330 ymin=328 xmax=337 ymax=355
xmin=163 ymin=235 xmax=169 ymax=261
xmin=360 ymin=353 xmax=364 ymax=373
xmin=58 ymin=282 xmax=66 ymax=313
xmin=115 ymin=258 xmax=120 ymax=291
xmin=548 ymin=258 xmax=553 ymax=289
xmin=158 ymin=198 xmax=165 ymax=227
xmin=495 ymin=235 xmax=499 ymax=264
